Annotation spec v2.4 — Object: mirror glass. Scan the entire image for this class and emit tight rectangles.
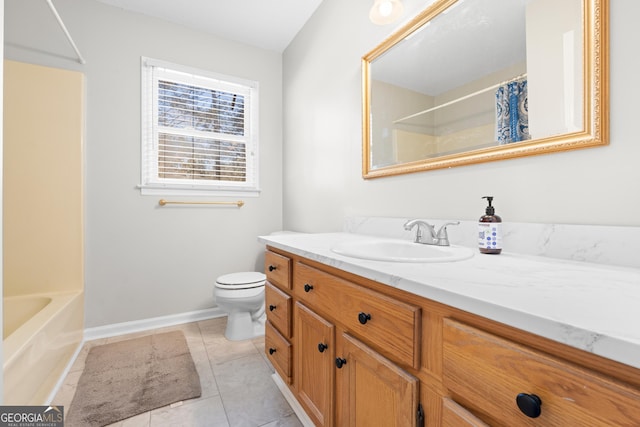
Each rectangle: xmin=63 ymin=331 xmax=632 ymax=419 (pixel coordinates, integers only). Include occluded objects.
xmin=363 ymin=0 xmax=608 ymax=178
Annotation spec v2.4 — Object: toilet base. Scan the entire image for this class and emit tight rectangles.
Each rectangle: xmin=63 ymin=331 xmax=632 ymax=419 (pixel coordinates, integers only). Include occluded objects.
xmin=224 ymin=311 xmax=266 ymax=341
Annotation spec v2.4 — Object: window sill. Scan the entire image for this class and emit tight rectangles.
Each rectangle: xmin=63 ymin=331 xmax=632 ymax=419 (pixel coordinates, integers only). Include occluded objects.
xmin=138 ymin=184 xmax=261 ymax=198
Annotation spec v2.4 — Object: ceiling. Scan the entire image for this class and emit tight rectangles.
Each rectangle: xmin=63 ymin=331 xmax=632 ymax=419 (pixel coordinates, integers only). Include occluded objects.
xmin=95 ymin=0 xmax=324 ymax=52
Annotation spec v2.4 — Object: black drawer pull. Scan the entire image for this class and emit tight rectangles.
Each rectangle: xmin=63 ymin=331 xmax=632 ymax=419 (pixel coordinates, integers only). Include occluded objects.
xmin=318 ymin=343 xmax=328 ymax=353
xmin=304 ymin=283 xmax=314 ymax=292
xmin=516 ymin=393 xmax=542 ymax=418
xmin=358 ymin=312 xmax=371 ymax=325
xmin=335 ymin=357 xmax=347 ymax=369
xmin=268 ymin=265 xmax=277 ymax=272
xmin=268 ymin=348 xmax=276 ymax=355
xmin=269 ymin=304 xmax=276 ymax=311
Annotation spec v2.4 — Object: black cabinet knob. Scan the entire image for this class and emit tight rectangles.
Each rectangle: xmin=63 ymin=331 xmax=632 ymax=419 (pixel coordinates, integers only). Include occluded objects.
xmin=269 ymin=304 xmax=276 ymax=311
xmin=516 ymin=393 xmax=542 ymax=418
xmin=358 ymin=312 xmax=372 ymax=325
xmin=268 ymin=348 xmax=276 ymax=355
xmin=318 ymin=343 xmax=328 ymax=353
xmin=268 ymin=265 xmax=276 ymax=272
xmin=304 ymin=283 xmax=314 ymax=292
xmin=335 ymin=357 xmax=347 ymax=369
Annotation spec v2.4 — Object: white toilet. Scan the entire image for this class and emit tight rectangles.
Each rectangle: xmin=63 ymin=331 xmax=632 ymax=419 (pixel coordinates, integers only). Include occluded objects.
xmin=214 ymin=271 xmax=267 ymax=341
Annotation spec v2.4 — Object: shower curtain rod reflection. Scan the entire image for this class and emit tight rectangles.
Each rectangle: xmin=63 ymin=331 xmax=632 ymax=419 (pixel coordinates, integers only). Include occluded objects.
xmin=393 ymin=73 xmax=527 ymax=124
xmin=158 ymin=199 xmax=245 ymax=207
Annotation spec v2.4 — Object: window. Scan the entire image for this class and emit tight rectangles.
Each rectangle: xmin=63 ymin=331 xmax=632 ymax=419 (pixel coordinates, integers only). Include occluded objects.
xmin=140 ymin=58 xmax=259 ymax=196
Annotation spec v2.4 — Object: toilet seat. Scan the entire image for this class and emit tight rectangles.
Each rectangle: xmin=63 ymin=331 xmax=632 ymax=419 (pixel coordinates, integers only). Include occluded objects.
xmin=215 ymin=272 xmax=266 ymax=290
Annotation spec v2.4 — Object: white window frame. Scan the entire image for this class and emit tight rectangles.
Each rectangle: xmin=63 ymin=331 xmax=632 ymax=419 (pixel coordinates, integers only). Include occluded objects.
xmin=140 ymin=57 xmax=260 ymax=196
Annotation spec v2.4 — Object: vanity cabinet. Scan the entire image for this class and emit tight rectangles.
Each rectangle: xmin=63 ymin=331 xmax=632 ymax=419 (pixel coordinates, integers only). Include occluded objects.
xmin=263 ymin=247 xmax=640 ymax=427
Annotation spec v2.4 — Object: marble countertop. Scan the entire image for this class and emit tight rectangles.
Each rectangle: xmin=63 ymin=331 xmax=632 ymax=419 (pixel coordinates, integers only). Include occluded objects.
xmin=259 ymin=232 xmax=640 ymax=370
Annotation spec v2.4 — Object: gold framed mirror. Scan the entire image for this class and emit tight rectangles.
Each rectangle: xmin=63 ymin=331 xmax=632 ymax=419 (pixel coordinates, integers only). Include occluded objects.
xmin=362 ymin=0 xmax=608 ymax=178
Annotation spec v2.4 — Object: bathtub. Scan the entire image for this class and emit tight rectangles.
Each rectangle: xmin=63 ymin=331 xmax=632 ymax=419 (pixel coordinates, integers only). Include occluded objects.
xmin=3 ymin=291 xmax=83 ymax=405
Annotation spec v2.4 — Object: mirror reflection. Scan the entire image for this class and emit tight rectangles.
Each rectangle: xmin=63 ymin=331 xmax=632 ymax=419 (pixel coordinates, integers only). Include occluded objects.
xmin=364 ymin=0 xmax=606 ymax=177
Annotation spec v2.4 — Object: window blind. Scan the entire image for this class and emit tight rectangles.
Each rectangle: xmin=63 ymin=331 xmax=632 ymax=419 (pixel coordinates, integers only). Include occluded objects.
xmin=141 ymin=58 xmax=259 ymax=195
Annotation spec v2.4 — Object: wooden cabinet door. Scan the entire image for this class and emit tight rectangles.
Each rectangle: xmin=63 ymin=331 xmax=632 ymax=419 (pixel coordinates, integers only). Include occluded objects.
xmin=335 ymin=333 xmax=419 ymax=427
xmin=295 ymin=302 xmax=335 ymax=427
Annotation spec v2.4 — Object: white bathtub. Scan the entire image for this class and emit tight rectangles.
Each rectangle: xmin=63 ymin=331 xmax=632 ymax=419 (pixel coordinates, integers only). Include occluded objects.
xmin=3 ymin=291 xmax=83 ymax=405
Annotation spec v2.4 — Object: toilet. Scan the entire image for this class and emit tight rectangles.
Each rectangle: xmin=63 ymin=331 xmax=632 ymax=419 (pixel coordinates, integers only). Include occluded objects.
xmin=214 ymin=271 xmax=267 ymax=341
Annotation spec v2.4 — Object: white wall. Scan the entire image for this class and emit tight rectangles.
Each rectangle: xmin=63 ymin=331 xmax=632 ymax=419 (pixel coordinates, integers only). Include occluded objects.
xmin=282 ymin=0 xmax=640 ymax=231
xmin=4 ymin=0 xmax=283 ymax=327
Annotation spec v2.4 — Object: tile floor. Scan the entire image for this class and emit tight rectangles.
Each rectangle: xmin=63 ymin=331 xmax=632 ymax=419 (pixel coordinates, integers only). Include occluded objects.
xmin=53 ymin=317 xmax=302 ymax=427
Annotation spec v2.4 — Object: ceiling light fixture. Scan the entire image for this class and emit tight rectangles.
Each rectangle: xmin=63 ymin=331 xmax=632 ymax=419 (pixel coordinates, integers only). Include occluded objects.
xmin=369 ymin=0 xmax=404 ymax=25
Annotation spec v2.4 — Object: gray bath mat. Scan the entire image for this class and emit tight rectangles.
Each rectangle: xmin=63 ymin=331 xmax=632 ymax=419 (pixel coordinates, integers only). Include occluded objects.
xmin=66 ymin=330 xmax=201 ymax=426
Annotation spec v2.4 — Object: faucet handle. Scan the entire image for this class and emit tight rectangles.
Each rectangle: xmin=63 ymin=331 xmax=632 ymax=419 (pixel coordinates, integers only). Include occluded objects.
xmin=436 ymin=221 xmax=460 ymax=246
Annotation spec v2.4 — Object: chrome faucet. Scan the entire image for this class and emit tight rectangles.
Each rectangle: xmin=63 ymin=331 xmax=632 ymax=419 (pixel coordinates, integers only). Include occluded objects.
xmin=403 ymin=219 xmax=460 ymax=246
xmin=403 ymin=219 xmax=437 ymax=244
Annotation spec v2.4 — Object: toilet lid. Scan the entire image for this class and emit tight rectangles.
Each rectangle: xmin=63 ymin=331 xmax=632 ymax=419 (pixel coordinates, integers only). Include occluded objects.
xmin=216 ymin=272 xmax=266 ymax=289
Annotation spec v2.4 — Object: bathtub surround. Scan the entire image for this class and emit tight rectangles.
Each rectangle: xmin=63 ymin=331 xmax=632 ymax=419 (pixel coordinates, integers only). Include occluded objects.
xmin=3 ymin=60 xmax=84 ymax=297
xmin=66 ymin=331 xmax=201 ymax=427
xmin=3 ymin=60 xmax=84 ymax=405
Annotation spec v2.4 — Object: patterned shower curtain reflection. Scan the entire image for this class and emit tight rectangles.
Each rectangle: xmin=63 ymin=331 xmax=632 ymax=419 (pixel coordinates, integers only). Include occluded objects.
xmin=496 ymin=78 xmax=530 ymax=144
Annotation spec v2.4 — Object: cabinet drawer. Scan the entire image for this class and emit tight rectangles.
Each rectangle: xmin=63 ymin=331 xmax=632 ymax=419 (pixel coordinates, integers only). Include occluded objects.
xmin=265 ymin=250 xmax=291 ymax=290
xmin=265 ymin=321 xmax=292 ymax=384
xmin=443 ymin=319 xmax=640 ymax=426
xmin=295 ymin=262 xmax=420 ymax=369
xmin=265 ymin=282 xmax=292 ymax=338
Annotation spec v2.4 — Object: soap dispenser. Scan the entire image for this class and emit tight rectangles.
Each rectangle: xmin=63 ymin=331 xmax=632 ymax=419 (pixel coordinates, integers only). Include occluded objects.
xmin=478 ymin=196 xmax=502 ymax=254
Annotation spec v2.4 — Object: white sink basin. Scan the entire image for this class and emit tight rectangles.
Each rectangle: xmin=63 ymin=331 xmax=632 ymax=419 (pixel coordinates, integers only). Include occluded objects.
xmin=331 ymin=238 xmax=474 ymax=263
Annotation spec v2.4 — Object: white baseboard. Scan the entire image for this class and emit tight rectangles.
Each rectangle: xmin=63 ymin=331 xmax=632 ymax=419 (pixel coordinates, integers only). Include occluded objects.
xmin=83 ymin=306 xmax=225 ymax=341
xmin=46 ymin=307 xmax=225 ymax=404
xmin=271 ymin=373 xmax=315 ymax=427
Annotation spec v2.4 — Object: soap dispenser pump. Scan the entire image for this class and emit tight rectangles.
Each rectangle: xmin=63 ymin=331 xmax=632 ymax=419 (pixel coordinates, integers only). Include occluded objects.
xmin=478 ymin=196 xmax=502 ymax=254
